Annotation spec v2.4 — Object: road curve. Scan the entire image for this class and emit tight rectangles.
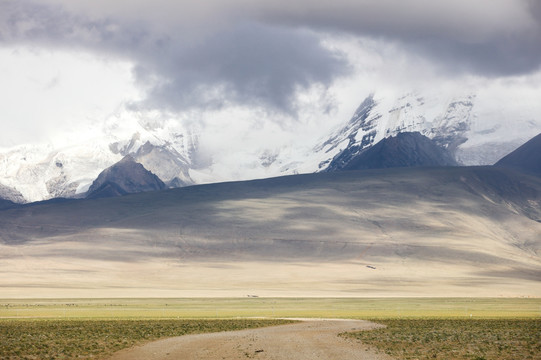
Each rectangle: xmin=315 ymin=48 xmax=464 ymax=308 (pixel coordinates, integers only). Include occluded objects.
xmin=107 ymin=319 xmax=393 ymax=360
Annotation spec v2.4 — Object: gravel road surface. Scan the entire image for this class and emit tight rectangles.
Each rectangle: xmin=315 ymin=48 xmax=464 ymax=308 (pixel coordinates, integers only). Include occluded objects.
xmin=108 ymin=319 xmax=393 ymax=360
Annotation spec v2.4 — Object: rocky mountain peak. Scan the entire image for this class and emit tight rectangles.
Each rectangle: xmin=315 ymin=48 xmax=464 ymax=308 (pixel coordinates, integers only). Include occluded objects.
xmin=86 ymin=155 xmax=166 ymax=199
xmin=326 ymin=131 xmax=457 ymax=171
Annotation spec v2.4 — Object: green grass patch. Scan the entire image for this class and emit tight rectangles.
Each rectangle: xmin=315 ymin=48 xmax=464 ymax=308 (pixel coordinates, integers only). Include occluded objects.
xmin=346 ymin=318 xmax=541 ymax=360
xmin=0 ymin=318 xmax=292 ymax=360
xmin=1 ymin=298 xmax=540 ymax=319
xmin=1 ymin=298 xmax=539 ymax=359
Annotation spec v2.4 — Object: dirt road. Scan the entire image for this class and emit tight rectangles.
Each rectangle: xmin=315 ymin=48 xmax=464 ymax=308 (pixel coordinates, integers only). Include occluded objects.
xmin=107 ymin=319 xmax=393 ymax=360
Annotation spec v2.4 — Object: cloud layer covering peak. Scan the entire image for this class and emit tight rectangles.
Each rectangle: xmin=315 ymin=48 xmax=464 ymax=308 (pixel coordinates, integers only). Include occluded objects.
xmin=0 ymin=0 xmax=540 ymax=150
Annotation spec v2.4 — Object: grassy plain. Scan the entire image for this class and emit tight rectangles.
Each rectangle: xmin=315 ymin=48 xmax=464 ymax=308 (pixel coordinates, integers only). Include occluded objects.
xmin=0 ymin=319 xmax=292 ymax=360
xmin=347 ymin=318 xmax=541 ymax=360
xmin=1 ymin=298 xmax=539 ymax=360
xmin=1 ymin=297 xmax=540 ymax=319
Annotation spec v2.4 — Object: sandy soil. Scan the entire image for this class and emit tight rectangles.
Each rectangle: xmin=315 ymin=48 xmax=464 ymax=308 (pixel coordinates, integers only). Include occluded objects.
xmin=107 ymin=319 xmax=393 ymax=360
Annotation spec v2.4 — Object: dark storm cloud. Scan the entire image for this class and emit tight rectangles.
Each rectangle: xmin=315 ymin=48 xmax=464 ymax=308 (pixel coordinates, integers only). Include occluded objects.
xmin=407 ymin=33 xmax=541 ymax=76
xmin=255 ymin=0 xmax=541 ymax=76
xmin=133 ymin=23 xmax=349 ymax=112
xmin=1 ymin=0 xmax=540 ymax=114
xmin=0 ymin=1 xmax=141 ymax=55
xmin=0 ymin=1 xmax=349 ymax=114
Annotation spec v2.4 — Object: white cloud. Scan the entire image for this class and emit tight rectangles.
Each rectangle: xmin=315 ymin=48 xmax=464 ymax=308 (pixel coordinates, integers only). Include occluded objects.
xmin=0 ymin=47 xmax=139 ymax=148
xmin=1 ymin=0 xmax=540 ymax=158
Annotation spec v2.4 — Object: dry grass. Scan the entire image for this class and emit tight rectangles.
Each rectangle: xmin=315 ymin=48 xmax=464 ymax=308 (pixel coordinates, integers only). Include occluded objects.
xmin=2 ymin=297 xmax=539 ymax=319
xmin=2 ymin=298 xmax=540 ymax=359
xmin=346 ymin=318 xmax=541 ymax=360
xmin=0 ymin=319 xmax=292 ymax=360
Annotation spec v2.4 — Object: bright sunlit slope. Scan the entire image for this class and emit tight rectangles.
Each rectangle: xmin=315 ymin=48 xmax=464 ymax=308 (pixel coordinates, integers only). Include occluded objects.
xmin=0 ymin=166 xmax=540 ymax=298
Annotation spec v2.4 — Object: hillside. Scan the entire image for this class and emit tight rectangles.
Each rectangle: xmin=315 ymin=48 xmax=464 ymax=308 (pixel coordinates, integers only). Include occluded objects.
xmin=0 ymin=166 xmax=540 ymax=297
xmin=495 ymin=133 xmax=541 ymax=177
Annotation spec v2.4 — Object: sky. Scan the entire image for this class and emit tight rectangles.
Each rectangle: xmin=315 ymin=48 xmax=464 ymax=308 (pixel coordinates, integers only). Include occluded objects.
xmin=0 ymin=0 xmax=541 ymax=148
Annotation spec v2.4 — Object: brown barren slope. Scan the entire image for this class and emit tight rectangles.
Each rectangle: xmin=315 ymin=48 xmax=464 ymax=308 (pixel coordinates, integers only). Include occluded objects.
xmin=1 ymin=166 xmax=540 ymax=297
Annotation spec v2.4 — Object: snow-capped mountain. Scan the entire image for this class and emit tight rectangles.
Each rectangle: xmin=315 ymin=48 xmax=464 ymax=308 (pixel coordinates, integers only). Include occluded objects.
xmin=0 ymin=114 xmax=197 ymax=203
xmin=1 ymin=90 xmax=539 ymax=203
xmin=313 ymin=91 xmax=539 ymax=172
xmin=315 ymin=93 xmax=474 ymax=171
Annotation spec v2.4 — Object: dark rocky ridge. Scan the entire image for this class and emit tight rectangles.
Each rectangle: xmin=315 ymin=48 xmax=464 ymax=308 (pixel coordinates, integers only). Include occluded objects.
xmin=0 ymin=183 xmax=25 ymax=204
xmin=0 ymin=198 xmax=15 ymax=210
xmin=495 ymin=133 xmax=541 ymax=177
xmin=86 ymin=155 xmax=166 ymax=199
xmin=327 ymin=132 xmax=457 ymax=171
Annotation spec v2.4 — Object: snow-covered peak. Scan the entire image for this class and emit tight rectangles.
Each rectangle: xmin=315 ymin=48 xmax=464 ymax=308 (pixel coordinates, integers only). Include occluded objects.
xmin=1 ymin=89 xmax=539 ymax=203
xmin=0 ymin=112 xmax=196 ymax=202
xmin=313 ymin=92 xmax=479 ymax=172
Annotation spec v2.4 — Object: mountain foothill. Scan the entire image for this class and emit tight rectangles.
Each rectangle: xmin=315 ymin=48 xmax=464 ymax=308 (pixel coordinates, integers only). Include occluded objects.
xmin=0 ymin=125 xmax=540 ymax=297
